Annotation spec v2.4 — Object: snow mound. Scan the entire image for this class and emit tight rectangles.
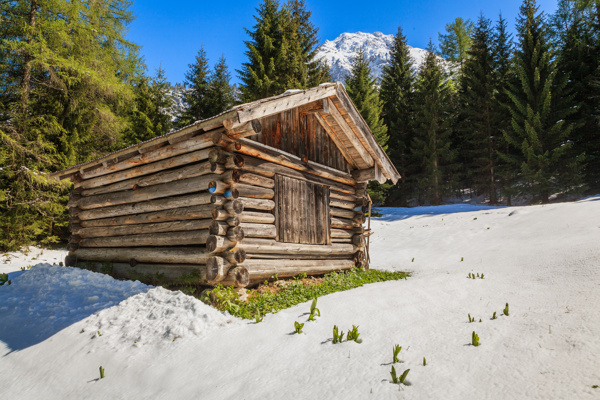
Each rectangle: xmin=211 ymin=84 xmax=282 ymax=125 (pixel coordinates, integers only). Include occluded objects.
xmin=0 ymin=264 xmax=149 ymax=351
xmin=84 ymin=286 xmax=239 ymax=347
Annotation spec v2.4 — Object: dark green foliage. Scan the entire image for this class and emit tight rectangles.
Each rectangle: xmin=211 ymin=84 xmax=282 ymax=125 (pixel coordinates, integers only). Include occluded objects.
xmin=203 ymin=267 xmax=409 ymax=320
xmin=468 ymin=313 xmax=475 ymax=323
xmin=346 ymin=49 xmax=390 ymax=204
xmin=99 ymin=366 xmax=105 ymax=379
xmin=238 ymin=0 xmax=329 ymax=102
xmin=460 ymin=15 xmax=502 ymax=204
xmin=346 ymin=49 xmax=389 ymax=151
xmin=410 ymin=42 xmax=456 ymax=205
xmin=206 ymin=56 xmax=235 ymax=117
xmin=501 ymin=0 xmax=582 ymax=203
xmin=390 ymin=365 xmax=399 ymax=384
xmin=0 ymin=273 xmax=10 ymax=286
xmin=380 ymin=27 xmax=416 ymax=206
xmin=149 ymin=66 xmax=174 ymax=136
xmin=177 ymin=47 xmax=212 ymax=127
xmin=423 ymin=357 xmax=427 ymax=366
xmin=492 ymin=311 xmax=497 ymax=319
xmin=0 ymin=0 xmax=140 ymax=250
xmin=552 ymin=1 xmax=600 ymax=193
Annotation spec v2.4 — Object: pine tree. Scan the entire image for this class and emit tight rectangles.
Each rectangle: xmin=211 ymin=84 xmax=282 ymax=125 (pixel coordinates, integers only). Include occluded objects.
xmin=492 ymin=14 xmax=518 ymax=205
xmin=177 ymin=47 xmax=211 ymax=127
xmin=120 ymin=76 xmax=155 ymax=147
xmin=0 ymin=0 xmax=140 ymax=250
xmin=411 ymin=42 xmax=456 ymax=205
xmin=345 ymin=49 xmax=389 ymax=150
xmin=379 ymin=26 xmax=416 ymax=205
xmin=460 ymin=15 xmax=500 ymax=204
xmin=345 ymin=49 xmax=390 ymax=205
xmin=285 ymin=0 xmax=332 ymax=87
xmin=238 ymin=0 xmax=283 ymax=102
xmin=150 ymin=66 xmax=174 ymax=136
xmin=439 ymin=17 xmax=475 ymax=68
xmin=552 ymin=1 xmax=600 ymax=192
xmin=206 ymin=56 xmax=235 ymax=117
xmin=502 ymin=0 xmax=581 ymax=203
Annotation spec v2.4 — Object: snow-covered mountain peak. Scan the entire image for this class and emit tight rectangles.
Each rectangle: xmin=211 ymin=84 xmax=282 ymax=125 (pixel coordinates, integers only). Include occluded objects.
xmin=316 ymin=31 xmax=433 ymax=83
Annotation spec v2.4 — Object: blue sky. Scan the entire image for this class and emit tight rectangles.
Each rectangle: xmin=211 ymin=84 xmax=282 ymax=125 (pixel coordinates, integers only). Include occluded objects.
xmin=127 ymin=0 xmax=559 ymax=85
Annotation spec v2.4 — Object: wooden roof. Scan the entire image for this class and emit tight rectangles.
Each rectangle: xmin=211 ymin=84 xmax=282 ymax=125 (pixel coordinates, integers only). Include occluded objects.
xmin=50 ymin=82 xmax=400 ymax=184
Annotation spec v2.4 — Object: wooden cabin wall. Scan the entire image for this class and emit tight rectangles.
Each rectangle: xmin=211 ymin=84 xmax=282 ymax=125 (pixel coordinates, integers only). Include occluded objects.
xmin=65 ymin=119 xmax=368 ymax=288
xmin=220 ymin=137 xmax=368 ymax=286
xmin=64 ymin=128 xmax=249 ymax=287
xmin=247 ymin=110 xmax=349 ymax=172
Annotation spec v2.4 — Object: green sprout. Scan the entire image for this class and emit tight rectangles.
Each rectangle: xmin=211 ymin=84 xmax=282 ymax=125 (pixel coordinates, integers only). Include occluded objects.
xmin=492 ymin=312 xmax=497 ymax=320
xmin=99 ymin=366 xmax=105 ymax=379
xmin=423 ymin=357 xmax=427 ymax=366
xmin=503 ymin=303 xmax=509 ymax=316
xmin=332 ymin=325 xmax=344 ymax=344
xmin=294 ymin=321 xmax=304 ymax=334
xmin=308 ymin=298 xmax=320 ymax=321
xmin=392 ymin=345 xmax=402 ymax=363
xmin=399 ymin=369 xmax=410 ymax=384
xmin=472 ymin=331 xmax=480 ymax=347
xmin=347 ymin=325 xmax=362 ymax=343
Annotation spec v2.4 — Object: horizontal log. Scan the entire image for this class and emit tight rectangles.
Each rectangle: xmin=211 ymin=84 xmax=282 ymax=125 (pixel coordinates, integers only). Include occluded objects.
xmin=79 ymin=230 xmax=211 ymax=247
xmin=206 ymin=235 xmax=236 ymax=252
xmin=224 ymin=200 xmax=244 ymax=215
xmin=231 ymin=183 xmax=274 ymax=199
xmin=330 ymin=216 xmax=360 ymax=230
xmin=331 ymin=228 xmax=354 ymax=239
xmin=80 ymin=161 xmax=223 ymax=197
xmin=244 ymin=253 xmax=355 ymax=260
xmin=329 ymin=206 xmax=357 ymax=219
xmin=74 ymin=262 xmax=209 ymax=283
xmin=79 ymin=203 xmax=217 ymax=228
xmin=210 ymin=195 xmax=226 ymax=206
xmin=242 ymin=259 xmax=355 ymax=282
xmin=76 ymin=148 xmax=213 ymax=190
xmin=78 ymin=192 xmax=214 ymax=221
xmin=351 ymin=167 xmax=375 ymax=182
xmin=352 ymin=234 xmax=366 ymax=248
xmin=72 ymin=247 xmax=214 ymax=264
xmin=239 ymin=238 xmax=357 ymax=255
xmin=207 ymin=256 xmax=229 ymax=282
xmin=220 ymin=266 xmax=249 ymax=288
xmin=221 ymin=246 xmax=247 ymax=264
xmin=76 ymin=218 xmax=213 ymax=238
xmin=77 ymin=174 xmax=220 ymax=210
xmin=238 ymin=197 xmax=275 ymax=211
xmin=209 ymin=148 xmax=231 ymax=164
xmin=211 ymin=208 xmax=230 ymax=221
xmin=208 ymin=180 xmax=229 ymax=195
xmin=331 ymin=238 xmax=353 ymax=243
xmin=329 ymin=190 xmax=359 ymax=202
xmin=80 ymin=131 xmax=218 ymax=180
xmin=330 ymin=198 xmax=358 ymax=210
xmin=238 ymin=211 xmax=275 ymax=224
xmin=209 ymin=220 xmax=230 ymax=235
xmin=228 ymin=154 xmax=356 ymax=194
xmin=239 ymin=223 xmax=276 ymax=238
xmin=233 ymin=138 xmax=356 ymax=186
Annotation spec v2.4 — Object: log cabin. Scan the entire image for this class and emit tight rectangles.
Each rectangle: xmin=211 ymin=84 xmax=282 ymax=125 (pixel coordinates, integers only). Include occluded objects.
xmin=50 ymin=82 xmax=400 ymax=288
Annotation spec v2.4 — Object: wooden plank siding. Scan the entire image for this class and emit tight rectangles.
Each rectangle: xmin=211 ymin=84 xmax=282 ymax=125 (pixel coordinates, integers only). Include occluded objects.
xmin=275 ymin=175 xmax=330 ymax=245
xmin=249 ymin=107 xmax=349 ymax=172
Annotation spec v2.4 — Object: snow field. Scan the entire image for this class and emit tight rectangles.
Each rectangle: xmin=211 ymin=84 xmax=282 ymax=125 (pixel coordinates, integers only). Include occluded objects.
xmin=0 ymin=196 xmax=599 ymax=399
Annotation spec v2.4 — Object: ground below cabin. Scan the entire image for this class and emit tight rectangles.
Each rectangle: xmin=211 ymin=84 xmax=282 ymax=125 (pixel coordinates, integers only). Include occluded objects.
xmin=1 ymin=196 xmax=599 ymax=399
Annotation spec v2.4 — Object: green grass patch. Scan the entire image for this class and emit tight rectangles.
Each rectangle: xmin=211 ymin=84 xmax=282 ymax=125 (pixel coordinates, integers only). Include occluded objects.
xmin=201 ymin=267 xmax=409 ymax=320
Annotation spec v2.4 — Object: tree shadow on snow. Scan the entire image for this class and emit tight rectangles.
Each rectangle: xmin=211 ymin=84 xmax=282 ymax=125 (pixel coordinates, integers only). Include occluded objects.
xmin=0 ymin=266 xmax=150 ymax=354
xmin=374 ymin=204 xmax=504 ymax=222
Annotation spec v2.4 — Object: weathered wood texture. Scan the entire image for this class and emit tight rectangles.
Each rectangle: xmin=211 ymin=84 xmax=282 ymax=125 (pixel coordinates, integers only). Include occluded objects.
xmin=242 ymin=258 xmax=355 ymax=283
xmin=275 ymin=175 xmax=330 ymax=245
xmin=74 ymin=262 xmax=209 ymax=282
xmin=71 ymin=247 xmax=215 ymax=265
xmin=247 ymin=108 xmax=348 ymax=171
xmin=77 ymin=192 xmax=214 ymax=221
xmin=75 ymin=218 xmax=213 ymax=237
xmin=239 ymin=238 xmax=356 ymax=255
xmin=78 ymin=230 xmax=211 ymax=247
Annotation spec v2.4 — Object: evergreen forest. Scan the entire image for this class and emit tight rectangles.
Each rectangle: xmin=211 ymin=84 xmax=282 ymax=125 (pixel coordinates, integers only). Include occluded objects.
xmin=1 ymin=0 xmax=598 ymax=251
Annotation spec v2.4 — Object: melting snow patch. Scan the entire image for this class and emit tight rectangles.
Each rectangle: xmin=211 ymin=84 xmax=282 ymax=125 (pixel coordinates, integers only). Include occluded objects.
xmin=85 ymin=286 xmax=239 ymax=347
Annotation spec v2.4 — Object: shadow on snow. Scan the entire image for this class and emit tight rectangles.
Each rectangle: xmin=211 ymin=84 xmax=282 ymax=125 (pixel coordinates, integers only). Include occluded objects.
xmin=374 ymin=204 xmax=505 ymax=222
xmin=0 ymin=265 xmax=149 ymax=354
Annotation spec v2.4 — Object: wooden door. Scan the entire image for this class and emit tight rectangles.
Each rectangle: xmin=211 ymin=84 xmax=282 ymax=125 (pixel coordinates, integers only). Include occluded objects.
xmin=275 ymin=175 xmax=330 ymax=245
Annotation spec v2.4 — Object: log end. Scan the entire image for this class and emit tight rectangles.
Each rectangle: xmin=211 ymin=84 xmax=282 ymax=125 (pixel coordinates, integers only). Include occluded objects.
xmin=64 ymin=255 xmax=77 ymax=267
xmin=207 ymin=256 xmax=226 ymax=281
xmin=231 ymin=266 xmax=249 ymax=287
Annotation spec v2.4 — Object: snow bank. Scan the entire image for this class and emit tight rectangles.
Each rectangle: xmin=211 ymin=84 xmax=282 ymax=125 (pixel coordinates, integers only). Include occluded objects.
xmin=83 ymin=286 xmax=239 ymax=349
